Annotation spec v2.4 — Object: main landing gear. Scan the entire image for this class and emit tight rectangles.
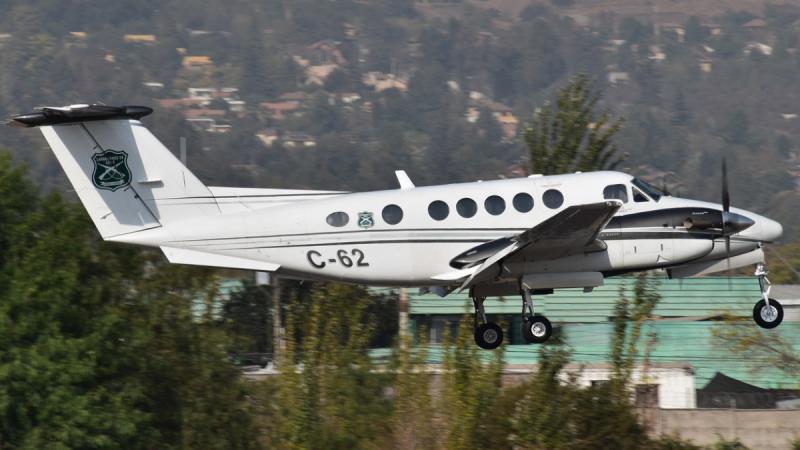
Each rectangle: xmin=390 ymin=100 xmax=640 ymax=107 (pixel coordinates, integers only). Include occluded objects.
xmin=472 ymin=297 xmax=503 ymax=349
xmin=471 ymin=290 xmax=554 ymax=349
xmin=520 ymin=289 xmax=553 ymax=344
xmin=752 ymin=263 xmax=783 ymax=329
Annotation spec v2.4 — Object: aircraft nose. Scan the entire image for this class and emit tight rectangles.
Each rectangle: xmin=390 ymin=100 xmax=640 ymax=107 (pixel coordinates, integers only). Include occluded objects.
xmin=760 ymin=217 xmax=783 ymax=242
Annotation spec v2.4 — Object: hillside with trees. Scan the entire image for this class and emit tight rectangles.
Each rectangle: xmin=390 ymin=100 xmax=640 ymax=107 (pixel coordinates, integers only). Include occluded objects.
xmin=0 ymin=1 xmax=797 ymax=246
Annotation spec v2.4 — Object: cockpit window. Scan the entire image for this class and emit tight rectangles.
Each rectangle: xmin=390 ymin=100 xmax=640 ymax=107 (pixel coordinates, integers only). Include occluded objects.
xmin=632 ymin=187 xmax=649 ymax=203
xmin=603 ymin=184 xmax=628 ymax=203
xmin=631 ymin=178 xmax=663 ymax=201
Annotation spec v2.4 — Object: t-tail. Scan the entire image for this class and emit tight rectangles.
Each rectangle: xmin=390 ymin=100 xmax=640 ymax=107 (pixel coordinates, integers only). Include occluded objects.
xmin=9 ymin=104 xmax=220 ymax=240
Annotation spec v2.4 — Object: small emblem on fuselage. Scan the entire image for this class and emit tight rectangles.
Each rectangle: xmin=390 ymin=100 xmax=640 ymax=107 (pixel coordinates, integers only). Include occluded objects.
xmin=92 ymin=149 xmax=131 ymax=191
xmin=357 ymin=211 xmax=374 ymax=229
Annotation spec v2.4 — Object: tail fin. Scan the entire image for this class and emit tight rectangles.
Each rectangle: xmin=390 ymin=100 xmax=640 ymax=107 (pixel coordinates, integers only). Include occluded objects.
xmin=10 ymin=105 xmax=219 ymax=239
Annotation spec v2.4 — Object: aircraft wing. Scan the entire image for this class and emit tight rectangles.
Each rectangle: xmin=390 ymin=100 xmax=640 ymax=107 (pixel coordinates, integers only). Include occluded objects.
xmin=456 ymin=200 xmax=621 ymax=291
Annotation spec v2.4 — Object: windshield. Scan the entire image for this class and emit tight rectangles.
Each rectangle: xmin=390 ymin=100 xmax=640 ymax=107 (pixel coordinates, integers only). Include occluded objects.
xmin=631 ymin=178 xmax=663 ymax=201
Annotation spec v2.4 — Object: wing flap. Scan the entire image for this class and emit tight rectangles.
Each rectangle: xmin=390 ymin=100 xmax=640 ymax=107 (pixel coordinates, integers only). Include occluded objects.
xmin=161 ymin=246 xmax=280 ymax=272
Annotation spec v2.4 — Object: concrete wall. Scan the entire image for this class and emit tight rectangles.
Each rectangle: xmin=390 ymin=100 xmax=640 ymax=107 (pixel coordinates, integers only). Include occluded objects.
xmin=642 ymin=408 xmax=800 ymax=450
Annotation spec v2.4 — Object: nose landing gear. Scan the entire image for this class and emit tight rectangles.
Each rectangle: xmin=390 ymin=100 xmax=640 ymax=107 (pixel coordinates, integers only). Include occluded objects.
xmin=753 ymin=263 xmax=783 ymax=329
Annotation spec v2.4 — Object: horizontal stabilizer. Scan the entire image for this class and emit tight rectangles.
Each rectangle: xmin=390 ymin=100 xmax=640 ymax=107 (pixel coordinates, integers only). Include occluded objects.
xmin=161 ymin=246 xmax=280 ymax=272
xmin=9 ymin=104 xmax=152 ymax=128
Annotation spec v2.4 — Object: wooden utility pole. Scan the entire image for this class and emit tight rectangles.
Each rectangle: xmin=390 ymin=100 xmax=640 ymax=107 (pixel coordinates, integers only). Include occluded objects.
xmin=272 ymin=275 xmax=283 ymax=360
xmin=399 ymin=287 xmax=409 ymax=349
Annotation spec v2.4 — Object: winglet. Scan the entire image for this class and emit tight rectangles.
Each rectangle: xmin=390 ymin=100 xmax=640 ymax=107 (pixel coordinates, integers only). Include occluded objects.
xmin=395 ymin=170 xmax=415 ymax=189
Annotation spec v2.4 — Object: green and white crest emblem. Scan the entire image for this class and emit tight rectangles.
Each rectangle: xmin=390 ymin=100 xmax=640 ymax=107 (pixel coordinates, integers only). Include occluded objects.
xmin=357 ymin=211 xmax=374 ymax=229
xmin=92 ymin=149 xmax=131 ymax=191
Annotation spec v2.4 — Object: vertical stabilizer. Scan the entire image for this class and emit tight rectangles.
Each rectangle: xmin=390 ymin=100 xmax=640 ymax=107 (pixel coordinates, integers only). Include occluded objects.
xmin=12 ymin=105 xmax=220 ymax=240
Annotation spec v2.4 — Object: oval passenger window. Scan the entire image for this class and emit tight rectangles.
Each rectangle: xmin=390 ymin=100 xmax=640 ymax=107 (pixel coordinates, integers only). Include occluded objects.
xmin=326 ymin=211 xmax=349 ymax=227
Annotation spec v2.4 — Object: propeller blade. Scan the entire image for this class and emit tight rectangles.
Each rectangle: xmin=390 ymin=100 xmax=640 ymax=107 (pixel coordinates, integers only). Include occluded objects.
xmin=721 ymin=158 xmax=730 ymax=213
xmin=725 ymin=235 xmax=732 ymax=289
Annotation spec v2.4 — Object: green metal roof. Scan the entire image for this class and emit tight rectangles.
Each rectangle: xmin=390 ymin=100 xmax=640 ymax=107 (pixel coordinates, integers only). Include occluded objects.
xmin=409 ymin=277 xmax=762 ymax=322
xmin=373 ymin=322 xmax=800 ymax=389
xmin=402 ymin=277 xmax=800 ymax=389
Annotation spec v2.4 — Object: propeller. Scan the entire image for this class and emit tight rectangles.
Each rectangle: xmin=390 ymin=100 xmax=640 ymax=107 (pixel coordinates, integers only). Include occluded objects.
xmin=721 ymin=159 xmax=730 ymax=261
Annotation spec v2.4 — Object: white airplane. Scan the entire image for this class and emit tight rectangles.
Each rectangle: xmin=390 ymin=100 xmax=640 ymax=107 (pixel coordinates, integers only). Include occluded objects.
xmin=9 ymin=104 xmax=785 ymax=349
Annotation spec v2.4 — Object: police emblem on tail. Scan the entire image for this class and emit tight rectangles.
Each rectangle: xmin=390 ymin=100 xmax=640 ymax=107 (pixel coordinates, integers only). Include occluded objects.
xmin=92 ymin=149 xmax=131 ymax=191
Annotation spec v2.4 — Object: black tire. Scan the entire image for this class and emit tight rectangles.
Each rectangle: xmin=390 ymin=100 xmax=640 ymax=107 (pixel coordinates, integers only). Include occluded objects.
xmin=522 ymin=315 xmax=552 ymax=344
xmin=753 ymin=298 xmax=783 ymax=329
xmin=474 ymin=322 xmax=503 ymax=350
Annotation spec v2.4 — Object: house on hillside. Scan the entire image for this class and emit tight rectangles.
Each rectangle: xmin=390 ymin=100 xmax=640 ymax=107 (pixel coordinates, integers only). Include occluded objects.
xmin=124 ymin=34 xmax=156 ymax=44
xmin=66 ymin=32 xmax=87 ymax=47
xmin=608 ymin=71 xmax=630 ymax=84
xmin=744 ymin=42 xmax=773 ymax=56
xmin=182 ymin=55 xmax=214 ymax=71
xmin=256 ymin=129 xmax=279 ymax=147
xmin=260 ymin=100 xmax=301 ymax=120
xmin=661 ymin=23 xmax=686 ymax=42
xmin=742 ymin=18 xmax=766 ymax=30
xmin=362 ymin=72 xmax=408 ymax=92
xmin=307 ymin=39 xmax=346 ymax=65
xmin=282 ymin=132 xmax=316 ymax=148
xmin=305 ymin=64 xmax=339 ymax=85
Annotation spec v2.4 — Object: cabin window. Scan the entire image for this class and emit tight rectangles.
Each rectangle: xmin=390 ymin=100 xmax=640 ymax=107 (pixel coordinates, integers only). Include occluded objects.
xmin=484 ymin=195 xmax=506 ymax=215
xmin=543 ymin=189 xmax=564 ymax=209
xmin=632 ymin=187 xmax=649 ymax=203
xmin=382 ymin=204 xmax=403 ymax=225
xmin=428 ymin=200 xmax=449 ymax=221
xmin=326 ymin=211 xmax=349 ymax=227
xmin=603 ymin=184 xmax=628 ymax=203
xmin=456 ymin=198 xmax=478 ymax=218
xmin=513 ymin=193 xmax=534 ymax=212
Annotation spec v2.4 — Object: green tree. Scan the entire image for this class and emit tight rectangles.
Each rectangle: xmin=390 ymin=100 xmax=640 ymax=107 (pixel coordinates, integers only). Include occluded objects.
xmin=524 ymin=73 xmax=625 ymax=175
xmin=0 ymin=156 xmax=258 ymax=449
xmin=389 ymin=330 xmax=438 ymax=450
xmin=223 ymin=281 xmax=274 ymax=356
xmin=273 ymin=284 xmax=393 ymax=449
xmin=684 ymin=16 xmax=708 ymax=44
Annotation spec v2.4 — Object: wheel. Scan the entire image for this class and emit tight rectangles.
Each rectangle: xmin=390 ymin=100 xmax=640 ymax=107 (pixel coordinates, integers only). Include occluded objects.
xmin=753 ymin=298 xmax=783 ymax=329
xmin=474 ymin=322 xmax=504 ymax=350
xmin=522 ymin=315 xmax=552 ymax=344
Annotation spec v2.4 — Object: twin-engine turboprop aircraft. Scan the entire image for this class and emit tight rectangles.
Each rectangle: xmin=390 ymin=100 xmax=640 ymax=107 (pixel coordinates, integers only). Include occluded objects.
xmin=9 ymin=104 xmax=785 ymax=349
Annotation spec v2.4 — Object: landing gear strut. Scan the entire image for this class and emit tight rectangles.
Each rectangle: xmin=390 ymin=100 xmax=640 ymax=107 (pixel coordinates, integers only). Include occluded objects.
xmin=472 ymin=297 xmax=503 ymax=349
xmin=520 ymin=289 xmax=552 ymax=344
xmin=753 ymin=263 xmax=783 ymax=329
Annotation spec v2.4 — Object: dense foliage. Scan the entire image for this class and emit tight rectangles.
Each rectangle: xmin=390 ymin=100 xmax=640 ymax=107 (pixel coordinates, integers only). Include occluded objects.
xmin=0 ymin=155 xmax=257 ymax=449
